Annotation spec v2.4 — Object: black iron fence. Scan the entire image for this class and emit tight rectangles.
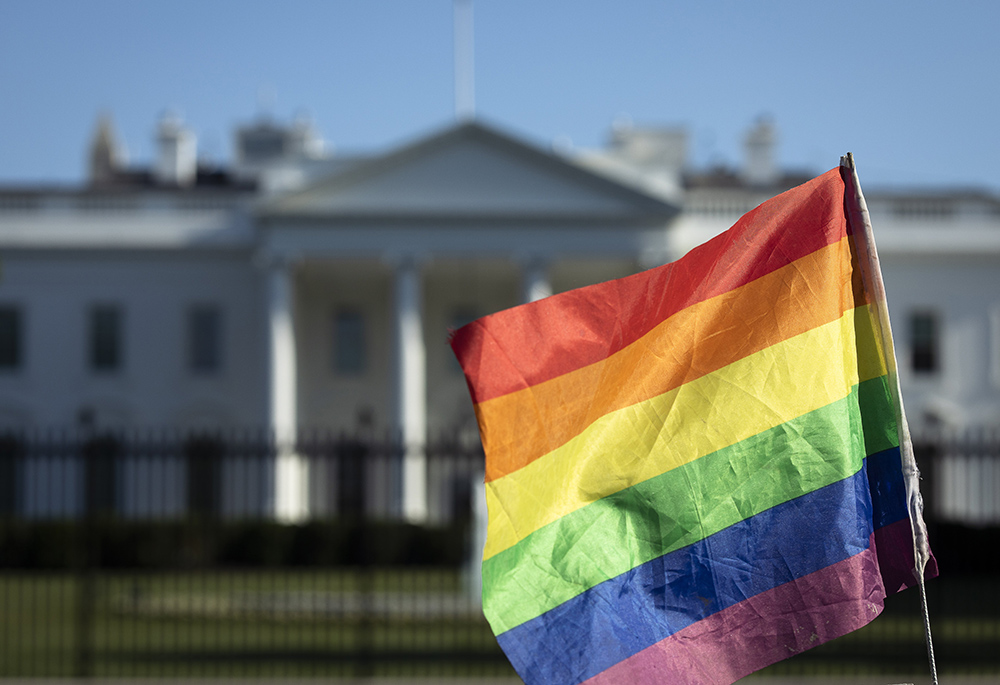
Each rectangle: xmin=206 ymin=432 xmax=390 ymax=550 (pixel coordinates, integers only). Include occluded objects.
xmin=0 ymin=429 xmax=507 ymax=678
xmin=0 ymin=429 xmax=486 ymax=524
xmin=1 ymin=427 xmax=999 ymax=678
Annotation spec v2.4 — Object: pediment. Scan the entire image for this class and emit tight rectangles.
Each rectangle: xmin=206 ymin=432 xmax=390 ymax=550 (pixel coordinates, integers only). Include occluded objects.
xmin=259 ymin=121 xmax=676 ymax=221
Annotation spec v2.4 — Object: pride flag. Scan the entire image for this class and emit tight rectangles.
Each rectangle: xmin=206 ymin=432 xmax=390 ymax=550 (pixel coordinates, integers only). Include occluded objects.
xmin=450 ymin=161 xmax=936 ymax=684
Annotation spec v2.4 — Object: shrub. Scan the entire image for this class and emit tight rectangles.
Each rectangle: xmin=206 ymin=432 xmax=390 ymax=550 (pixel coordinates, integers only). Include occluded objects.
xmin=0 ymin=518 xmax=470 ymax=570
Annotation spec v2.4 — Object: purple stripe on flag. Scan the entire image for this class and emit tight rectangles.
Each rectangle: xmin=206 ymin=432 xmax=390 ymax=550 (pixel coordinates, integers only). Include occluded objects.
xmin=876 ymin=516 xmax=938 ymax=593
xmin=496 ymin=467 xmax=876 ymax=684
xmin=583 ymin=537 xmax=885 ymax=685
xmin=865 ymin=447 xmax=939 ymax=593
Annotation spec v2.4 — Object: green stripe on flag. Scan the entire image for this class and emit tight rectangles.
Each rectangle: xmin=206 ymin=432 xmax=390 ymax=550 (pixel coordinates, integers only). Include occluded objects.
xmin=483 ymin=376 xmax=897 ymax=634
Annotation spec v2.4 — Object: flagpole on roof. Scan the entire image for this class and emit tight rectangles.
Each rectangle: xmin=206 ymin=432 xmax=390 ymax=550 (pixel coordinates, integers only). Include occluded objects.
xmin=454 ymin=0 xmax=475 ymax=121
xmin=841 ymin=152 xmax=939 ymax=685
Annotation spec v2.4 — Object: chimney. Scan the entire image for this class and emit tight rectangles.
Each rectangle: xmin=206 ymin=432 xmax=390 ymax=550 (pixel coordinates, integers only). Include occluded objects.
xmin=287 ymin=114 xmax=324 ymax=158
xmin=611 ymin=124 xmax=688 ymax=173
xmin=88 ymin=113 xmax=127 ymax=185
xmin=155 ymin=112 xmax=197 ymax=186
xmin=741 ymin=117 xmax=779 ymax=186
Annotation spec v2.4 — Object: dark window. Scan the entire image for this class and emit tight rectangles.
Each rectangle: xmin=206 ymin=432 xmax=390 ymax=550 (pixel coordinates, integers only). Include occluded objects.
xmin=90 ymin=305 xmax=123 ymax=372
xmin=188 ymin=305 xmax=223 ymax=373
xmin=911 ymin=311 xmax=939 ymax=373
xmin=0 ymin=306 xmax=22 ymax=370
xmin=333 ymin=309 xmax=367 ymax=375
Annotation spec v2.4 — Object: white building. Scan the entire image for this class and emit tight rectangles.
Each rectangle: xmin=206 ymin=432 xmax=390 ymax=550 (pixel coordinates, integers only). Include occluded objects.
xmin=580 ymin=118 xmax=1000 ymax=431
xmin=1 ymin=112 xmax=998 ymax=521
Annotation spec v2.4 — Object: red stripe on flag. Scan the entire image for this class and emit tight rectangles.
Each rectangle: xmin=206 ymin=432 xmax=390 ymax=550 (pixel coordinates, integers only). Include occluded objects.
xmin=452 ymin=168 xmax=848 ymax=404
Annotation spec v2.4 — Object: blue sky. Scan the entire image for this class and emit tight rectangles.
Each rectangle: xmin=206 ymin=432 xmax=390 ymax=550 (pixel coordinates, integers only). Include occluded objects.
xmin=2 ymin=1 xmax=998 ymax=190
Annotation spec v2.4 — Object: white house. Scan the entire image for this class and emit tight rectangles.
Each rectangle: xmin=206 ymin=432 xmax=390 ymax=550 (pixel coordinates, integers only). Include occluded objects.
xmin=1 ymin=112 xmax=998 ymax=522
xmin=579 ymin=118 xmax=1000 ymax=431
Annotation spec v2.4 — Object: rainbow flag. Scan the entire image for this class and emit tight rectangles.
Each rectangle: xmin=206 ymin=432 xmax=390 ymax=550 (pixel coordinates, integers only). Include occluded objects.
xmin=450 ymin=162 xmax=937 ymax=684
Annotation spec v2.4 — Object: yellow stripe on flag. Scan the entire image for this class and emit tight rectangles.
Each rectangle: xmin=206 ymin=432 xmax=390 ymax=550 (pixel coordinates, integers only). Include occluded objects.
xmin=483 ymin=304 xmax=887 ymax=560
xmin=475 ymin=237 xmax=864 ymax=482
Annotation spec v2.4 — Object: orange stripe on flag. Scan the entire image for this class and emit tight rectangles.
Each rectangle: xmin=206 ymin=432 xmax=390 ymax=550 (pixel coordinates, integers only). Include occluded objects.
xmin=478 ymin=236 xmax=867 ymax=482
xmin=452 ymin=169 xmax=850 ymax=404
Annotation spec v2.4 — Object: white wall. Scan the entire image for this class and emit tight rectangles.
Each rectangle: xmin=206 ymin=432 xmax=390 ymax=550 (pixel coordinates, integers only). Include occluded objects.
xmin=295 ymin=258 xmax=392 ymax=431
xmin=882 ymin=254 xmax=1000 ymax=428
xmin=0 ymin=250 xmax=267 ymax=429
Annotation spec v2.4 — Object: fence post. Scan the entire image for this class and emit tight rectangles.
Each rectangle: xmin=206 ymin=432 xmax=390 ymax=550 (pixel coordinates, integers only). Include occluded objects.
xmin=77 ymin=432 xmax=95 ymax=679
xmin=76 ymin=548 xmax=94 ymax=678
xmin=77 ymin=431 xmax=122 ymax=678
xmin=355 ymin=437 xmax=374 ymax=678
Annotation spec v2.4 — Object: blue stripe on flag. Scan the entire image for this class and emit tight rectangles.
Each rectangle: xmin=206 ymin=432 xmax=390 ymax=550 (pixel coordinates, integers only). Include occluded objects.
xmin=867 ymin=446 xmax=907 ymax=528
xmin=497 ymin=462 xmax=882 ymax=685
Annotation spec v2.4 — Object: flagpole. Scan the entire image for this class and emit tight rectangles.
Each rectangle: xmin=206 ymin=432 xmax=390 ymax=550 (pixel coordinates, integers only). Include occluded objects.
xmin=454 ymin=0 xmax=475 ymax=121
xmin=841 ymin=152 xmax=939 ymax=685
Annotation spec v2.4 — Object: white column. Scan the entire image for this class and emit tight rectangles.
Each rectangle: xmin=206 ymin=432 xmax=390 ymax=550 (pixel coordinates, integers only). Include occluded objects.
xmin=267 ymin=258 xmax=308 ymax=522
xmin=464 ymin=469 xmax=487 ymax=604
xmin=522 ymin=256 xmax=552 ymax=303
xmin=393 ymin=256 xmax=428 ymax=522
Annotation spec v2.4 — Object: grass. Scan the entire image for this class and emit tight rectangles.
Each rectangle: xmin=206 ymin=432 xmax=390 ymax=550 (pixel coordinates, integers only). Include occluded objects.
xmin=4 ymin=570 xmax=1000 ymax=679
xmin=0 ymin=569 xmax=514 ymax=678
xmin=745 ymin=575 xmax=1000 ymax=677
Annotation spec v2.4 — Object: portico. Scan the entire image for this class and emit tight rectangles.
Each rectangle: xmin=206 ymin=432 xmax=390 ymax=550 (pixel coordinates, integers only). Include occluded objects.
xmin=257 ymin=121 xmax=677 ymax=521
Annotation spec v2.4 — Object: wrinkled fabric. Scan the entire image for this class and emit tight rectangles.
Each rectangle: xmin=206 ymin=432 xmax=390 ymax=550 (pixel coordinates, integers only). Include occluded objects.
xmin=451 ymin=166 xmax=936 ymax=685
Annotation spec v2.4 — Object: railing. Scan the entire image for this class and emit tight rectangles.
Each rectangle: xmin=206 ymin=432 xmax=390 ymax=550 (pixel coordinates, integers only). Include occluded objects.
xmin=914 ymin=426 xmax=1000 ymax=528
xmin=0 ymin=430 xmax=508 ymax=678
xmin=0 ymin=193 xmax=245 ymax=215
xmin=2 ymin=428 xmax=1000 ymax=678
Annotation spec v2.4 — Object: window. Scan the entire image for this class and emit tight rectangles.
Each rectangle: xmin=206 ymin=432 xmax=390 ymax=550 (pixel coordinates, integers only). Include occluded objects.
xmin=910 ymin=311 xmax=939 ymax=374
xmin=0 ymin=306 xmax=22 ymax=370
xmin=188 ymin=305 xmax=223 ymax=374
xmin=333 ymin=309 xmax=367 ymax=375
xmin=90 ymin=305 xmax=123 ymax=372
